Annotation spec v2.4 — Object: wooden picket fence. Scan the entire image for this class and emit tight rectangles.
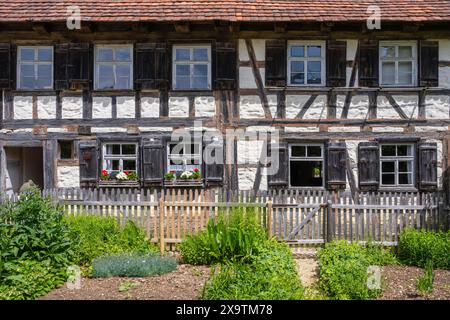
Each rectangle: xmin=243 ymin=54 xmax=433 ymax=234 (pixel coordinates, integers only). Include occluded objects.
xmin=1 ymin=188 xmax=448 ymax=251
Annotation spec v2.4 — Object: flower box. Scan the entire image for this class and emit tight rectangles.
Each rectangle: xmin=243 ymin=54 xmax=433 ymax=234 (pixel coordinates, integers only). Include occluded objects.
xmin=164 ymin=179 xmax=203 ymax=188
xmin=99 ymin=180 xmax=140 ymax=188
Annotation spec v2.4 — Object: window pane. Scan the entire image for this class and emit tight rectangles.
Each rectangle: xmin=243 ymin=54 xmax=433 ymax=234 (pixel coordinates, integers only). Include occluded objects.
xmin=20 ymin=76 xmax=34 ymax=89
xmin=381 ymin=46 xmax=395 ymax=59
xmin=193 ymin=48 xmax=208 ymax=61
xmin=123 ymin=160 xmax=136 ymax=171
xmin=382 ymin=161 xmax=395 ymax=173
xmin=381 ymin=62 xmax=395 ymax=84
xmin=399 ymin=173 xmax=413 ymax=185
xmin=290 ymin=73 xmax=304 ymax=85
xmin=397 ymin=145 xmax=412 ymax=156
xmin=115 ymin=65 xmax=131 ymax=89
xmin=290 ymin=161 xmax=323 ymax=187
xmin=97 ymin=48 xmax=114 ymax=61
xmin=175 ymin=76 xmax=190 ymax=89
xmin=193 ymin=64 xmax=207 ymax=77
xmin=398 ymin=46 xmax=412 ymax=59
xmin=291 ymin=61 xmax=304 ymax=73
xmin=308 ymin=61 xmax=321 ymax=73
xmin=382 ymin=174 xmax=395 ymax=185
xmin=38 ymin=48 xmax=52 ymax=61
xmin=36 ymin=76 xmax=52 ymax=89
xmin=307 ymin=72 xmax=322 ymax=84
xmin=98 ymin=65 xmax=114 ymax=89
xmin=307 ymin=46 xmax=321 ymax=57
xmin=193 ymin=77 xmax=208 ymax=89
xmin=122 ymin=144 xmax=136 ymax=155
xmin=307 ymin=146 xmax=322 ymax=157
xmin=398 ymin=160 xmax=413 ymax=173
xmin=398 ymin=62 xmax=413 ymax=85
xmin=112 ymin=160 xmax=120 ymax=171
xmin=20 ymin=64 xmax=34 ymax=77
xmin=176 ymin=48 xmax=190 ymax=61
xmin=291 ymin=146 xmax=306 ymax=157
xmin=37 ymin=65 xmax=52 ymax=88
xmin=20 ymin=48 xmax=35 ymax=61
xmin=381 ymin=145 xmax=396 ymax=156
xmin=106 ymin=145 xmax=121 ymax=155
xmin=291 ymin=46 xmax=304 ymax=57
xmin=115 ymin=48 xmax=131 ymax=61
xmin=176 ymin=64 xmax=190 ymax=76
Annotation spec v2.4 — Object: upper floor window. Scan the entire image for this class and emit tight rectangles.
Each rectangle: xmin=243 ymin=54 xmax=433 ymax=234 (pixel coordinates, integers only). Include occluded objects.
xmin=95 ymin=45 xmax=133 ymax=90
xmin=380 ymin=41 xmax=417 ymax=86
xmin=287 ymin=41 xmax=325 ymax=86
xmin=380 ymin=143 xmax=415 ymax=187
xmin=172 ymin=45 xmax=211 ymax=90
xmin=17 ymin=46 xmax=53 ymax=90
xmin=289 ymin=144 xmax=324 ymax=188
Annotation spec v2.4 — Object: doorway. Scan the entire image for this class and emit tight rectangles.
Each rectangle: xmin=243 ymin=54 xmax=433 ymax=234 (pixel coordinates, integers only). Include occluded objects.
xmin=5 ymin=147 xmax=44 ymax=193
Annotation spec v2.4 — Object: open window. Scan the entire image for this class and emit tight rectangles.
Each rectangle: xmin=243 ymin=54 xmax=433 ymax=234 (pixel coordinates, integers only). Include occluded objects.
xmin=289 ymin=144 xmax=324 ymax=188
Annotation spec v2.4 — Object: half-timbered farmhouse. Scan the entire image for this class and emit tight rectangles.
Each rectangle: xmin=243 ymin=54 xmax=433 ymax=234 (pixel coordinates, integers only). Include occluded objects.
xmin=1 ymin=0 xmax=450 ymax=195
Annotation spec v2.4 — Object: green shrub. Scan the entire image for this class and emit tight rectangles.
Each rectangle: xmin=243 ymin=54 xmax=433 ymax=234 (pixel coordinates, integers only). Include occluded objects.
xmin=202 ymin=240 xmax=304 ymax=300
xmin=317 ymin=241 xmax=384 ymax=300
xmin=416 ymin=260 xmax=434 ymax=296
xmin=66 ymin=216 xmax=157 ymax=272
xmin=179 ymin=207 xmax=267 ymax=265
xmin=364 ymin=241 xmax=398 ymax=266
xmin=92 ymin=253 xmax=177 ymax=278
xmin=397 ymin=228 xmax=450 ymax=269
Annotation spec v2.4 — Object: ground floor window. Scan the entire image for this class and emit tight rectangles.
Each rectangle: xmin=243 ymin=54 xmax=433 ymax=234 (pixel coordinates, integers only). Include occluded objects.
xmin=102 ymin=142 xmax=138 ymax=180
xmin=167 ymin=142 xmax=202 ymax=175
xmin=289 ymin=144 xmax=324 ymax=187
xmin=380 ymin=143 xmax=415 ymax=187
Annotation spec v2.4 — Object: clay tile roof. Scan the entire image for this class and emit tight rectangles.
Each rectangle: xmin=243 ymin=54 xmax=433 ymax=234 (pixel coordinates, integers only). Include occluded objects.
xmin=0 ymin=0 xmax=449 ymax=23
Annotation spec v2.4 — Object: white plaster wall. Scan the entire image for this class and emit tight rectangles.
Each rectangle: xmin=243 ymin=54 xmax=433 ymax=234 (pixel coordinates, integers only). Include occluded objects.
xmin=57 ymin=166 xmax=80 ymax=188
xmin=239 ymin=67 xmax=265 ymax=89
xmin=425 ymin=139 xmax=444 ymax=188
xmin=141 ymin=97 xmax=160 ymax=118
xmin=425 ymin=95 xmax=450 ymax=119
xmin=252 ymin=40 xmax=266 ymax=61
xmin=285 ymin=95 xmax=309 ymax=119
xmin=238 ymin=167 xmax=267 ymax=191
xmin=284 ymin=127 xmax=320 ymax=133
xmin=62 ymin=96 xmax=83 ymax=119
xmin=302 ymin=95 xmax=327 ymax=119
xmin=116 ymin=96 xmax=135 ymax=118
xmin=139 ymin=127 xmax=173 ymax=132
xmin=92 ymin=97 xmax=112 ymax=119
xmin=168 ymin=97 xmax=189 ymax=117
xmin=344 ymin=140 xmax=365 ymax=189
xmin=238 ymin=39 xmax=249 ymax=61
xmin=345 ymin=39 xmax=359 ymax=87
xmin=372 ymin=126 xmax=404 ymax=133
xmin=91 ymin=127 xmax=127 ymax=133
xmin=377 ymin=95 xmax=418 ymax=119
xmin=237 ymin=140 xmax=264 ymax=165
xmin=37 ymin=96 xmax=56 ymax=119
xmin=13 ymin=96 xmax=33 ymax=119
xmin=336 ymin=95 xmax=369 ymax=119
xmin=328 ymin=126 xmax=360 ymax=133
xmin=239 ymin=95 xmax=264 ymax=118
xmin=195 ymin=96 xmax=216 ymax=117
xmin=439 ymin=40 xmax=450 ymax=61
xmin=415 ymin=126 xmax=448 ymax=132
xmin=439 ymin=67 xmax=450 ymax=88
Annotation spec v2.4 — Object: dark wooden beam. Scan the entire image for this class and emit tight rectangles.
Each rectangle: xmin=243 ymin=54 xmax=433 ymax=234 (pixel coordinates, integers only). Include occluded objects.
xmin=295 ymin=95 xmax=318 ymax=119
xmin=174 ymin=22 xmax=190 ymax=33
xmin=384 ymin=93 xmax=409 ymax=120
xmin=274 ymin=22 xmax=287 ymax=33
xmin=32 ymin=23 xmax=49 ymax=34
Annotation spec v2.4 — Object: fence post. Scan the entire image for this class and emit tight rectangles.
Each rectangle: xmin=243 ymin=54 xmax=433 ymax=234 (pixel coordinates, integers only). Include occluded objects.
xmin=267 ymin=200 xmax=273 ymax=238
xmin=326 ymin=200 xmax=334 ymax=243
xmin=159 ymin=193 xmax=165 ymax=255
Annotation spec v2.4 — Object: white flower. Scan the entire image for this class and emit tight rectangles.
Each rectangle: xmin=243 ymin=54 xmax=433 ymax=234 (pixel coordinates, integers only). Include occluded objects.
xmin=180 ymin=171 xmax=193 ymax=179
xmin=116 ymin=172 xmax=129 ymax=181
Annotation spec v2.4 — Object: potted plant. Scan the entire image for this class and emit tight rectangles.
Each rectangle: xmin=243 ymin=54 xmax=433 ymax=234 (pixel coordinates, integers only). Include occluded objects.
xmin=99 ymin=170 xmax=139 ymax=186
xmin=164 ymin=168 xmax=202 ymax=187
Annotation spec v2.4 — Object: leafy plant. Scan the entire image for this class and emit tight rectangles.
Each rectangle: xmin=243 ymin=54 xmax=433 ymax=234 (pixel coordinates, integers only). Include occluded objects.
xmin=416 ymin=260 xmax=435 ymax=296
xmin=92 ymin=253 xmax=177 ymax=278
xmin=118 ymin=280 xmax=140 ymax=292
xmin=164 ymin=171 xmax=176 ymax=180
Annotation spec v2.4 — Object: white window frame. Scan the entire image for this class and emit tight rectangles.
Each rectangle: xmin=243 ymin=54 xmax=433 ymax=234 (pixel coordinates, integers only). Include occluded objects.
xmin=102 ymin=142 xmax=139 ymax=174
xmin=379 ymin=41 xmax=418 ymax=87
xmin=94 ymin=45 xmax=133 ymax=90
xmin=379 ymin=143 xmax=415 ymax=187
xmin=167 ymin=142 xmax=202 ymax=173
xmin=288 ymin=143 xmax=325 ymax=188
xmin=287 ymin=41 xmax=326 ymax=87
xmin=172 ymin=45 xmax=211 ymax=90
xmin=17 ymin=46 xmax=54 ymax=90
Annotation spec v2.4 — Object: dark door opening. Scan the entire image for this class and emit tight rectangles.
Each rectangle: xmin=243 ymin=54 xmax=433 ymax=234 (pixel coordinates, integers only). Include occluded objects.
xmin=5 ymin=147 xmax=44 ymax=193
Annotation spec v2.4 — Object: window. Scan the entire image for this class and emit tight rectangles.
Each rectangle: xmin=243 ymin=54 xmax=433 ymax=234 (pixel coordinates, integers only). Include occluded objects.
xmin=17 ymin=46 xmax=53 ymax=90
xmin=289 ymin=144 xmax=324 ymax=187
xmin=102 ymin=143 xmax=138 ymax=174
xmin=167 ymin=142 xmax=202 ymax=173
xmin=58 ymin=141 xmax=74 ymax=160
xmin=172 ymin=45 xmax=211 ymax=90
xmin=95 ymin=45 xmax=133 ymax=90
xmin=380 ymin=41 xmax=417 ymax=86
xmin=287 ymin=41 xmax=325 ymax=86
xmin=380 ymin=143 xmax=415 ymax=187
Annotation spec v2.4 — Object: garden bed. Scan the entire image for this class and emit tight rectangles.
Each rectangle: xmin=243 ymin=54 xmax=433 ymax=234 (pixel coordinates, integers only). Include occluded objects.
xmin=40 ymin=264 xmax=209 ymax=300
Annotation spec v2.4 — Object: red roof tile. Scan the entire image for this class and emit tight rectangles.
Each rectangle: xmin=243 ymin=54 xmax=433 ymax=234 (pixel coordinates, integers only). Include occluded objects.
xmin=0 ymin=0 xmax=449 ymax=23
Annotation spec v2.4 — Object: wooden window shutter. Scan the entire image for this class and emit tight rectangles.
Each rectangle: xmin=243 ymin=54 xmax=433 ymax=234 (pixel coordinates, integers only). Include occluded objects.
xmin=0 ymin=43 xmax=11 ymax=89
xmin=141 ymin=138 xmax=166 ymax=186
xmin=267 ymin=142 xmax=288 ymax=187
xmin=327 ymin=142 xmax=347 ymax=190
xmin=418 ymin=142 xmax=438 ymax=190
xmin=213 ymin=41 xmax=236 ymax=90
xmin=54 ymin=43 xmax=69 ymax=90
xmin=265 ymin=40 xmax=287 ymax=87
xmin=358 ymin=141 xmax=380 ymax=191
xmin=67 ymin=43 xmax=91 ymax=90
xmin=358 ymin=40 xmax=379 ymax=87
xmin=419 ymin=41 xmax=439 ymax=87
xmin=135 ymin=42 xmax=169 ymax=90
xmin=326 ymin=41 xmax=347 ymax=87
xmin=79 ymin=141 xmax=99 ymax=187
xmin=204 ymin=140 xmax=224 ymax=185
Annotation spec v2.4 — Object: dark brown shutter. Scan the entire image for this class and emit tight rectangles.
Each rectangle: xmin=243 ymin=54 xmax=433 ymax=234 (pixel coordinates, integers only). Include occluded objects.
xmin=326 ymin=41 xmax=347 ymax=87
xmin=67 ymin=43 xmax=91 ymax=90
xmin=265 ymin=40 xmax=287 ymax=87
xmin=204 ymin=140 xmax=224 ymax=185
xmin=358 ymin=141 xmax=380 ymax=191
xmin=54 ymin=43 xmax=68 ymax=90
xmin=358 ymin=40 xmax=379 ymax=87
xmin=9 ymin=44 xmax=17 ymax=90
xmin=213 ymin=41 xmax=236 ymax=90
xmin=0 ymin=43 xmax=11 ymax=89
xmin=419 ymin=41 xmax=439 ymax=87
xmin=141 ymin=138 xmax=166 ymax=186
xmin=327 ymin=142 xmax=347 ymax=190
xmin=135 ymin=42 xmax=169 ymax=90
xmin=268 ymin=142 xmax=288 ymax=187
xmin=418 ymin=142 xmax=438 ymax=190
xmin=79 ymin=141 xmax=98 ymax=187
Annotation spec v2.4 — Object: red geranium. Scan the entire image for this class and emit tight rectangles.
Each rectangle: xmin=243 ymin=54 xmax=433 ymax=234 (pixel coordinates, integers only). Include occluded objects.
xmin=102 ymin=170 xmax=108 ymax=176
xmin=124 ymin=171 xmax=129 ymax=175
xmin=193 ymin=168 xmax=199 ymax=173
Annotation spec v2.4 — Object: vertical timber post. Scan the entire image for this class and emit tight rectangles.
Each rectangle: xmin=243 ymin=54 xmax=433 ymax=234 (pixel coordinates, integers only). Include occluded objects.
xmin=326 ymin=200 xmax=334 ymax=243
xmin=159 ymin=192 xmax=165 ymax=254
xmin=267 ymin=200 xmax=273 ymax=238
